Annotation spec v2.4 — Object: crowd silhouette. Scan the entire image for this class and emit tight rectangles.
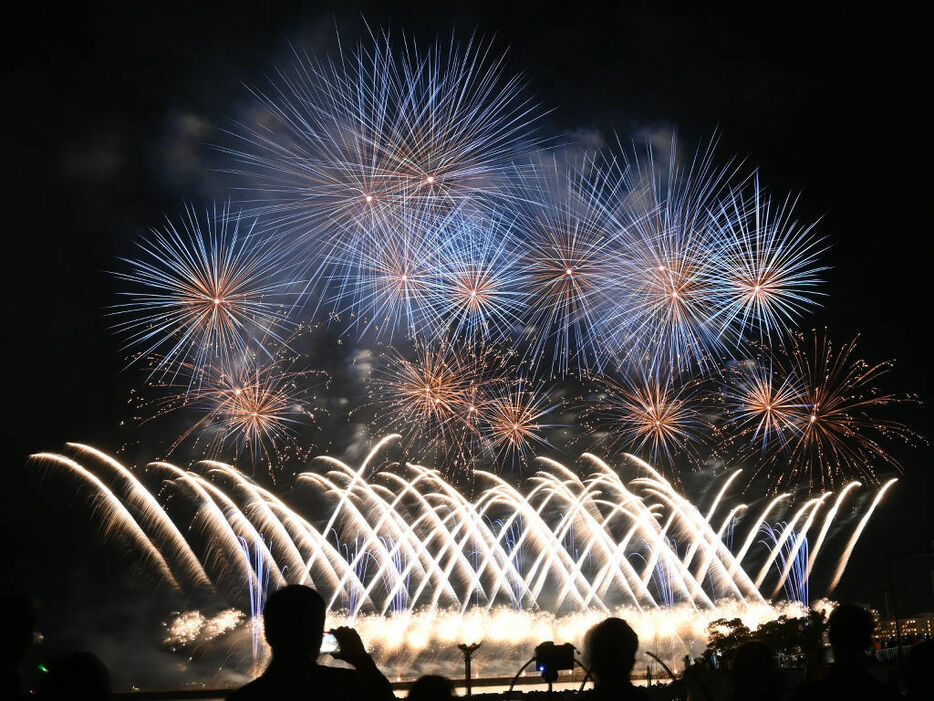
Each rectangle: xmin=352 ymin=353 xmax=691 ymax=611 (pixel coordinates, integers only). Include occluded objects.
xmin=2 ymin=588 xmax=931 ymax=700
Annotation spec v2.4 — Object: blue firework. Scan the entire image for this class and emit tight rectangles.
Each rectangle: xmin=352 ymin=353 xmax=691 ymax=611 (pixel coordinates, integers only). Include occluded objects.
xmin=600 ymin=135 xmax=740 ymax=370
xmin=326 ymin=194 xmax=451 ymax=341
xmin=110 ymin=203 xmax=297 ymax=379
xmin=431 ymin=212 xmax=528 ymax=344
xmin=223 ymin=31 xmax=541 ymax=261
xmin=708 ymin=176 xmax=827 ymax=341
xmin=517 ymin=154 xmax=629 ymax=377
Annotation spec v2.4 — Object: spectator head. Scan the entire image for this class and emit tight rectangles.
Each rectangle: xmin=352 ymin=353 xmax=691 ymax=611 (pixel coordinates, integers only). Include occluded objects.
xmin=827 ymin=604 xmax=874 ymax=654
xmin=407 ymin=674 xmax=454 ymax=700
xmin=585 ymin=617 xmax=639 ymax=680
xmin=731 ymin=640 xmax=780 ymax=701
xmin=0 ymin=594 xmax=36 ymax=670
xmin=37 ymin=651 xmax=112 ymax=701
xmin=262 ymin=585 xmax=326 ymax=657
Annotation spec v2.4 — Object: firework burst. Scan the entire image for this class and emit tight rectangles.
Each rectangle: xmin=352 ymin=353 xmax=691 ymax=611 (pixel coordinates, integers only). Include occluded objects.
xmin=111 ymin=203 xmax=296 ymax=379
xmin=148 ymin=348 xmax=325 ymax=473
xmin=582 ymin=368 xmax=711 ymax=468
xmin=518 ymin=155 xmax=627 ymax=375
xmin=740 ymin=332 xmax=918 ymax=490
xmin=709 ymin=177 xmax=827 ymax=341
xmin=479 ymin=378 xmax=560 ymax=464
xmin=719 ymin=357 xmax=805 ymax=454
xmin=602 ymin=136 xmax=741 ymax=368
xmin=327 ymin=195 xmax=448 ymax=340
xmin=365 ymin=340 xmax=489 ymax=462
xmin=433 ymin=213 xmax=527 ymax=344
xmin=223 ymin=32 xmax=541 ymax=254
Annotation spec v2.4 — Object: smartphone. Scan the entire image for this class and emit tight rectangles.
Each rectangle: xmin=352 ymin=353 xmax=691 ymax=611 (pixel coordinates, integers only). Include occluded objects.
xmin=320 ymin=632 xmax=341 ymax=654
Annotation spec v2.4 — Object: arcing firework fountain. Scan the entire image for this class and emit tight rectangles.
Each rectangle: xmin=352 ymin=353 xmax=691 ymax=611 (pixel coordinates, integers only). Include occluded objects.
xmin=31 ymin=436 xmax=892 ymax=677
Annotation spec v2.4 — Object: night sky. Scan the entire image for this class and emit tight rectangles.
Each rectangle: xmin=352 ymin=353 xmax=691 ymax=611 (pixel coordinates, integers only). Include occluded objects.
xmin=4 ymin=0 xmax=932 ymax=656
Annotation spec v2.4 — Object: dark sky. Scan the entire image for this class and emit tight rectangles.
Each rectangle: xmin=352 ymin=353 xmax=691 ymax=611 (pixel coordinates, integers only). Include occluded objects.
xmin=4 ymin=0 xmax=932 ymax=626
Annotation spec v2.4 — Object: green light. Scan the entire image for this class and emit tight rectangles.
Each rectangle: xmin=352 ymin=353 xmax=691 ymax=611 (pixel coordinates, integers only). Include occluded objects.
xmin=38 ymin=664 xmax=49 ymax=673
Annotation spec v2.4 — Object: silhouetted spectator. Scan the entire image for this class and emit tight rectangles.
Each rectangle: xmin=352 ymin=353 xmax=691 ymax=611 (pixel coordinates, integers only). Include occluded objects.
xmin=793 ymin=603 xmax=898 ymax=700
xmin=407 ymin=674 xmax=453 ymax=700
xmin=226 ymin=585 xmax=394 ymax=701
xmin=584 ymin=617 xmax=647 ymax=699
xmin=37 ymin=651 xmax=112 ymax=701
xmin=902 ymin=639 xmax=934 ymax=700
xmin=731 ymin=640 xmax=780 ymax=701
xmin=1 ymin=594 xmax=36 ymax=701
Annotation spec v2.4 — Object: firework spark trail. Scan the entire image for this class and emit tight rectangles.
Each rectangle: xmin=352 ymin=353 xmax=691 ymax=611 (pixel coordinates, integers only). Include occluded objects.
xmin=731 ymin=493 xmax=790 ymax=570
xmin=752 ymin=493 xmax=829 ymax=589
xmin=110 ymin=203 xmax=296 ymax=379
xmin=802 ymin=481 xmax=861 ymax=584
xmin=720 ymin=357 xmax=805 ymax=454
xmin=827 ymin=477 xmax=898 ymax=593
xmin=31 ymin=436 xmax=894 ymax=654
xmin=205 ymin=461 xmax=311 ymax=584
xmin=366 ymin=342 xmax=487 ymax=460
xmin=757 ymin=523 xmax=810 ymax=604
xmin=29 ymin=453 xmax=181 ymax=591
xmin=65 ymin=443 xmax=212 ymax=589
xmin=149 ymin=462 xmax=258 ymax=588
xmin=770 ymin=497 xmax=825 ymax=598
xmin=326 ymin=195 xmax=450 ymax=340
xmin=480 ymin=379 xmax=560 ymax=463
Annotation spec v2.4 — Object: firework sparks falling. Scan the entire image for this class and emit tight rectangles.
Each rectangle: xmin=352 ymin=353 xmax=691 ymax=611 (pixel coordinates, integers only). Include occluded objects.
xmin=110 ymin=203 xmax=296 ymax=379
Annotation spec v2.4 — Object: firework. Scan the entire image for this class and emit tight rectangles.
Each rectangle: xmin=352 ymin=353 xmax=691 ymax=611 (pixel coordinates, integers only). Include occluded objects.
xmin=327 ymin=195 xmax=449 ymax=340
xmin=365 ymin=340 xmax=488 ymax=461
xmin=30 ymin=438 xmax=893 ymax=678
xmin=518 ymin=155 xmax=628 ymax=375
xmin=149 ymin=347 xmax=326 ymax=472
xmin=719 ymin=357 xmax=805 ymax=454
xmin=709 ymin=177 xmax=827 ymax=341
xmin=432 ymin=213 xmax=527 ymax=344
xmin=110 ymin=203 xmax=296 ymax=379
xmin=737 ymin=332 xmax=918 ymax=490
xmin=479 ymin=378 xmax=560 ymax=464
xmin=222 ymin=32 xmax=541 ymax=253
xmin=601 ymin=136 xmax=740 ymax=369
xmin=582 ymin=368 xmax=711 ymax=469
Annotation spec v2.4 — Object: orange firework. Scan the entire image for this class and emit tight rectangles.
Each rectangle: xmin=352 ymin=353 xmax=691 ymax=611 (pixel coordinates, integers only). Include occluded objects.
xmin=727 ymin=332 xmax=920 ymax=490
xmin=582 ymin=369 xmax=711 ymax=469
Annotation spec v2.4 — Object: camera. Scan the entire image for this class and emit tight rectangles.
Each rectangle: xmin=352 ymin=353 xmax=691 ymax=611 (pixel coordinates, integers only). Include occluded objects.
xmin=534 ymin=641 xmax=576 ymax=682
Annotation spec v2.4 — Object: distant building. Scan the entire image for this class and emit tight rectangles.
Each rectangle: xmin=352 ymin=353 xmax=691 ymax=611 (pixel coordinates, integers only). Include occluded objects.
xmin=874 ymin=611 xmax=934 ymax=641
